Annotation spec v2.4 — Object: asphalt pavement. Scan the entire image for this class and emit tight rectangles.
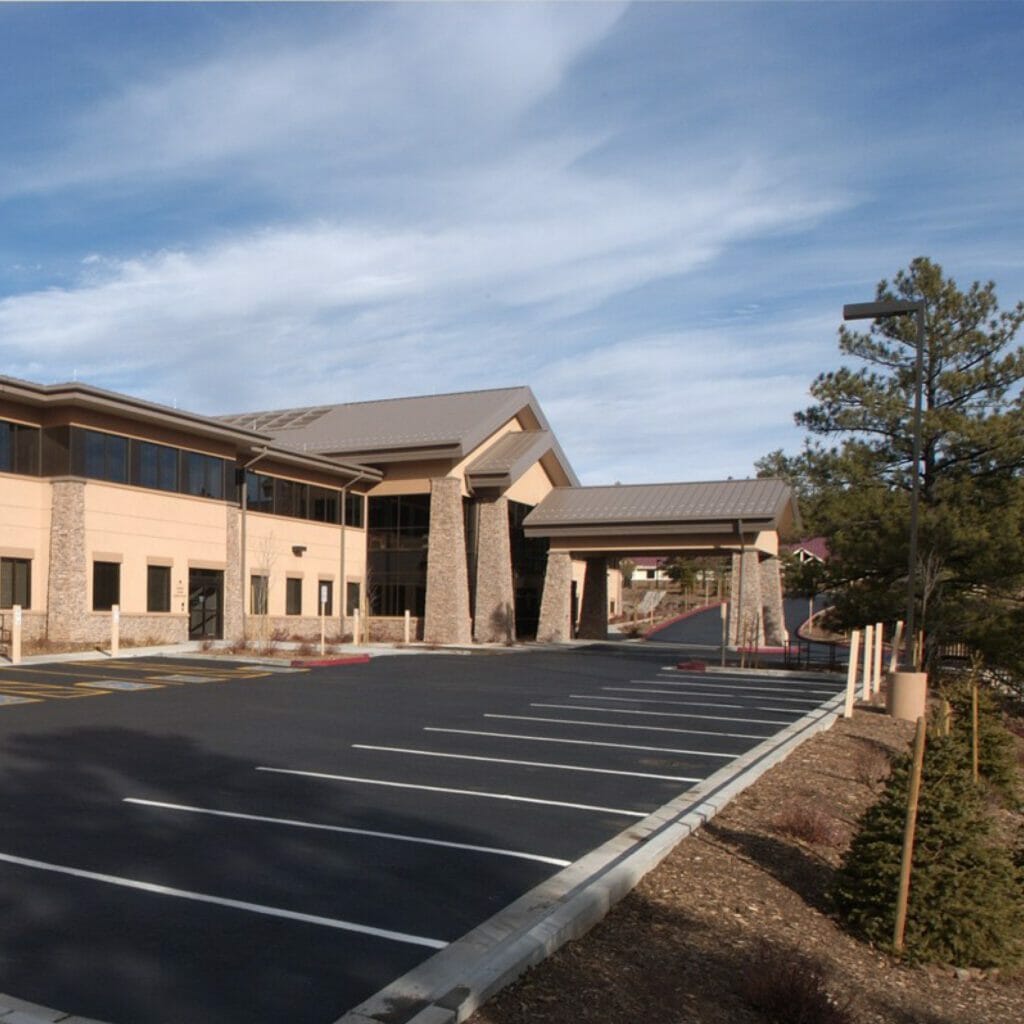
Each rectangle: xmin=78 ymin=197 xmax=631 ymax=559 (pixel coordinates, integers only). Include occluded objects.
xmin=0 ymin=649 xmax=846 ymax=1024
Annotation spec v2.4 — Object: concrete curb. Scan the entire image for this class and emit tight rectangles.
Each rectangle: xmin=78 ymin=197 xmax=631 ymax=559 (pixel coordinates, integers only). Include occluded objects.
xmin=337 ymin=686 xmax=846 ymax=1024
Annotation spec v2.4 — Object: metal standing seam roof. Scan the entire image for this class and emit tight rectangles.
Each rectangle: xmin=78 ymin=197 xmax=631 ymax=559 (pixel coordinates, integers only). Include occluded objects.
xmin=523 ymin=479 xmax=793 ymax=528
xmin=464 ymin=430 xmax=553 ymax=483
xmin=221 ymin=387 xmax=535 ymax=455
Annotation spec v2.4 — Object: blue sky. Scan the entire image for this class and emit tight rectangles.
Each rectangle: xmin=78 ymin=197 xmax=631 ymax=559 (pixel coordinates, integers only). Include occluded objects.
xmin=1 ymin=2 xmax=1022 ymax=484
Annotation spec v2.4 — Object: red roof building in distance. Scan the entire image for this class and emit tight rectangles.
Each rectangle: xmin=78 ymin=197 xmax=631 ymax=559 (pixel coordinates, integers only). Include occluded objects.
xmin=782 ymin=537 xmax=830 ymax=563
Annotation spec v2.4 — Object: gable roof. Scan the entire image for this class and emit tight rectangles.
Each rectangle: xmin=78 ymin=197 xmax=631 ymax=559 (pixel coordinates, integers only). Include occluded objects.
xmin=220 ymin=386 xmax=579 ymax=483
xmin=524 ymin=479 xmax=793 ymax=538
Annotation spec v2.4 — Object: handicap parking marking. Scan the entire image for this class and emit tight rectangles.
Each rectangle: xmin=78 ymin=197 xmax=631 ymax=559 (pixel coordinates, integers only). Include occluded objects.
xmin=76 ymin=680 xmax=162 ymax=692
xmin=147 ymin=673 xmax=226 ymax=684
xmin=0 ymin=681 xmax=107 ymax=700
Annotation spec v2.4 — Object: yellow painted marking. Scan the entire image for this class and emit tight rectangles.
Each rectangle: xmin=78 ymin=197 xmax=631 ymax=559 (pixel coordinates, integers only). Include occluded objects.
xmin=0 ymin=682 xmax=106 ymax=699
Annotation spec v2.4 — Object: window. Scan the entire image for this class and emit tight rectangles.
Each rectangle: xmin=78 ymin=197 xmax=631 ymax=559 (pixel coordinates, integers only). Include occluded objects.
xmin=246 ymin=472 xmax=275 ymax=514
xmin=182 ymin=451 xmax=226 ymax=499
xmin=318 ymin=580 xmax=333 ymax=616
xmin=345 ymin=492 xmax=365 ymax=529
xmin=0 ymin=558 xmax=31 ymax=609
xmin=0 ymin=421 xmax=41 ymax=476
xmin=286 ymin=577 xmax=302 ymax=616
xmin=134 ymin=441 xmax=179 ymax=492
xmin=346 ymin=581 xmax=361 ymax=616
xmin=367 ymin=494 xmax=430 ymax=616
xmin=93 ymin=561 xmax=120 ymax=611
xmin=274 ymin=478 xmax=308 ymax=519
xmin=250 ymin=574 xmax=268 ymax=615
xmin=310 ymin=486 xmax=339 ymax=524
xmin=73 ymin=429 xmax=128 ymax=483
xmin=147 ymin=565 xmax=171 ymax=613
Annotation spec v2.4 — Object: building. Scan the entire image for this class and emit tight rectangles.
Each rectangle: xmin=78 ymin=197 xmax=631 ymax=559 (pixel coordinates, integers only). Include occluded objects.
xmin=1 ymin=375 xmax=792 ymax=651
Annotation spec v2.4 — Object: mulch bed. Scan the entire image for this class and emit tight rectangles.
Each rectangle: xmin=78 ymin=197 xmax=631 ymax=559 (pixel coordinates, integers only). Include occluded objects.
xmin=468 ymin=706 xmax=1024 ymax=1024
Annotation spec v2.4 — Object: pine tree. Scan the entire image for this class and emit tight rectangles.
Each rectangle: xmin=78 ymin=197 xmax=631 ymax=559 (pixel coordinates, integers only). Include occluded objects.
xmin=770 ymin=258 xmax=1024 ymax=667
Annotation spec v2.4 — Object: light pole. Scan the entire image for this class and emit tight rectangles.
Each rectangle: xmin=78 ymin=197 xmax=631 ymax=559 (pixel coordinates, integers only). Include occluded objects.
xmin=843 ymin=298 xmax=926 ymax=670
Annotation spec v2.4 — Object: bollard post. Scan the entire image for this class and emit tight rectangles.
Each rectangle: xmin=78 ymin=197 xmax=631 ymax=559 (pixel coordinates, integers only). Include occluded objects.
xmin=404 ymin=609 xmax=411 ymax=644
xmin=320 ymin=595 xmax=326 ymax=657
xmin=894 ymin=716 xmax=927 ymax=953
xmin=11 ymin=605 xmax=22 ymax=665
xmin=862 ymin=624 xmax=873 ymax=701
xmin=844 ymin=630 xmax=861 ymax=718
xmin=889 ymin=620 xmax=904 ymax=673
xmin=111 ymin=604 xmax=120 ymax=657
xmin=873 ymin=621 xmax=884 ymax=696
xmin=353 ymin=607 xmax=361 ymax=645
xmin=719 ymin=602 xmax=727 ymax=667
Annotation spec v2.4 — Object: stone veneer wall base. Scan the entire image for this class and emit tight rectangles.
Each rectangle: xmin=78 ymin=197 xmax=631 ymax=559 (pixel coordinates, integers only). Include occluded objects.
xmin=423 ymin=477 xmax=473 ymax=645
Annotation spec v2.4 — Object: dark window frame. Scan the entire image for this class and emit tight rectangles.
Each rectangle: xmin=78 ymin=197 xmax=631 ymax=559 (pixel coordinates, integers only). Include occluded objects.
xmin=250 ymin=574 xmax=269 ymax=616
xmin=285 ymin=577 xmax=302 ymax=616
xmin=147 ymin=565 xmax=172 ymax=613
xmin=0 ymin=557 xmax=31 ymax=609
xmin=92 ymin=561 xmax=121 ymax=611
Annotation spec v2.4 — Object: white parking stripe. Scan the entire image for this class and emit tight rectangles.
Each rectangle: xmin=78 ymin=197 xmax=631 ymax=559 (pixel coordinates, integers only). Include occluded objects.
xmin=652 ymin=676 xmax=838 ymax=696
xmin=125 ymin=798 xmax=570 ymax=867
xmin=0 ymin=850 xmax=447 ymax=949
xmin=608 ymin=686 xmax=820 ymax=707
xmin=352 ymin=745 xmax=701 ymax=783
xmin=257 ymin=767 xmax=647 ymax=817
xmin=486 ymin=713 xmax=765 ymax=741
xmin=533 ymin=703 xmax=778 ymax=729
xmin=424 ymin=727 xmax=733 ymax=760
xmin=567 ymin=695 xmax=791 ymax=724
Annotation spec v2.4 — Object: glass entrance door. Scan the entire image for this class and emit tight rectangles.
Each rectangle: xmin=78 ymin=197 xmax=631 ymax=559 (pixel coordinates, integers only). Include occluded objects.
xmin=188 ymin=569 xmax=224 ymax=640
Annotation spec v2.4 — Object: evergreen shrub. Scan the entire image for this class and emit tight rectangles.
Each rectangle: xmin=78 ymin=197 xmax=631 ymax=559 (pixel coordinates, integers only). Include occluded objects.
xmin=832 ymin=735 xmax=1023 ymax=967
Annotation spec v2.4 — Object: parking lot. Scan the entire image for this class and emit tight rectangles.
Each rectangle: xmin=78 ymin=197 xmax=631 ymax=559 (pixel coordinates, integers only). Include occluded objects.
xmin=0 ymin=649 xmax=846 ymax=1024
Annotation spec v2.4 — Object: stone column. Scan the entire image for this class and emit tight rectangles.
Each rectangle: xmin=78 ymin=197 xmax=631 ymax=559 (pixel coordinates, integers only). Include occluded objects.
xmin=473 ymin=496 xmax=515 ymax=643
xmin=759 ymin=555 xmax=786 ymax=646
xmin=729 ymin=549 xmax=764 ymax=647
xmin=536 ymin=550 xmax=573 ymax=642
xmin=423 ymin=476 xmax=472 ymax=645
xmin=223 ymin=504 xmax=243 ymax=642
xmin=46 ymin=479 xmax=88 ymax=642
xmin=576 ymin=556 xmax=608 ymax=641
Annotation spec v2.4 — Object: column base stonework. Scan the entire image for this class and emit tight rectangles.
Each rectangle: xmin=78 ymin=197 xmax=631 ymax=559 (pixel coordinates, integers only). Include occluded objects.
xmin=759 ymin=555 xmax=786 ymax=646
xmin=729 ymin=549 xmax=765 ymax=647
xmin=536 ymin=550 xmax=573 ymax=642
xmin=423 ymin=477 xmax=472 ymax=645
xmin=46 ymin=479 xmax=88 ymax=643
xmin=473 ymin=496 xmax=515 ymax=643
xmin=577 ymin=556 xmax=608 ymax=640
xmin=224 ymin=505 xmax=243 ymax=642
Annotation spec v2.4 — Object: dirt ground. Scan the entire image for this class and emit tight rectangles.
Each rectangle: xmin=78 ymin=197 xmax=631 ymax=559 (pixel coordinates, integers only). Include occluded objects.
xmin=468 ymin=705 xmax=1024 ymax=1024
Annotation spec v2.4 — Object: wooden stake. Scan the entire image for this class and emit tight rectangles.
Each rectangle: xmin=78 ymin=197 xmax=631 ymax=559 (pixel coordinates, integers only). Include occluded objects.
xmin=971 ymin=675 xmax=980 ymax=785
xmin=894 ymin=716 xmax=927 ymax=953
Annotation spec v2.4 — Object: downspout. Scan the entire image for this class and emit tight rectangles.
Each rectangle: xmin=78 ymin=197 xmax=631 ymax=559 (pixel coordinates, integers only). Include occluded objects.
xmin=340 ymin=469 xmax=372 ymax=634
xmin=735 ymin=518 xmax=745 ymax=649
xmin=239 ymin=447 xmax=270 ymax=641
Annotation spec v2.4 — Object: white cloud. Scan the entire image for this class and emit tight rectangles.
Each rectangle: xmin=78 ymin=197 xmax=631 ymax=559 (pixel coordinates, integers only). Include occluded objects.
xmin=3 ymin=5 xmax=627 ymax=198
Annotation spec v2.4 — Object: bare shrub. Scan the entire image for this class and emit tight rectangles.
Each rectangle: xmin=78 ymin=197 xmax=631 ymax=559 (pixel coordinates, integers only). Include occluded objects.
xmin=740 ymin=940 xmax=854 ymax=1024
xmin=770 ymin=805 xmax=846 ymax=849
xmin=853 ymin=743 xmax=891 ymax=788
